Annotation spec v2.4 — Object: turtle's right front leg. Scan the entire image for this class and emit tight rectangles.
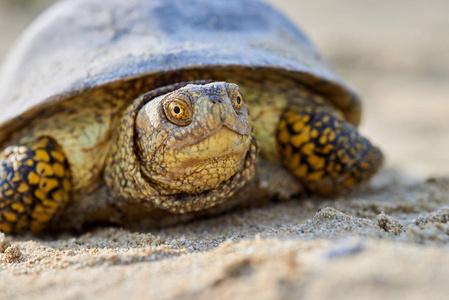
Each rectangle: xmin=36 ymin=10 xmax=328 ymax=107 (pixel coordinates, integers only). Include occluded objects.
xmin=0 ymin=137 xmax=71 ymax=234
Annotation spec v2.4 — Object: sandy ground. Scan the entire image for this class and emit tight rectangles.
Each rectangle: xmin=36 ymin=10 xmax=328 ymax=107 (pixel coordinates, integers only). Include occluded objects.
xmin=1 ymin=0 xmax=449 ymax=299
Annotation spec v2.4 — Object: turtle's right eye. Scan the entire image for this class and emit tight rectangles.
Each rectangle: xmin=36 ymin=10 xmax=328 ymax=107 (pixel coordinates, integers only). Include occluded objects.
xmin=163 ymin=97 xmax=193 ymax=126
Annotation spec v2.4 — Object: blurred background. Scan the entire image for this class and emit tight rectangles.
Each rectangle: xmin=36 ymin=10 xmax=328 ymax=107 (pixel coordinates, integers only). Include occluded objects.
xmin=0 ymin=0 xmax=448 ymax=178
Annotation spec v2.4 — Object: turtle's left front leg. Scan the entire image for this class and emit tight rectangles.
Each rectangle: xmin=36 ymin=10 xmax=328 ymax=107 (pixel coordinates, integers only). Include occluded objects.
xmin=276 ymin=105 xmax=383 ymax=195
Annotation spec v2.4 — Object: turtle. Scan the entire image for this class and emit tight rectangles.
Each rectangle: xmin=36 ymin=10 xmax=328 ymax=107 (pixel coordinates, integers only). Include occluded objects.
xmin=0 ymin=0 xmax=383 ymax=234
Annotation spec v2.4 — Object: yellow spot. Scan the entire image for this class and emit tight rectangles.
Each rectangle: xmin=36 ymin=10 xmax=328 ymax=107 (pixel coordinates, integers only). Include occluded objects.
xmin=28 ymin=171 xmax=40 ymax=185
xmin=2 ymin=183 xmax=8 ymax=189
xmin=287 ymin=114 xmax=300 ymax=124
xmin=4 ymin=189 xmax=13 ymax=196
xmin=319 ymin=136 xmax=327 ymax=145
xmin=321 ymin=144 xmax=334 ymax=155
xmin=34 ymin=149 xmax=50 ymax=162
xmin=51 ymin=151 xmax=65 ymax=163
xmin=344 ymin=178 xmax=356 ymax=186
xmin=277 ymin=129 xmax=290 ymax=144
xmin=25 ymin=159 xmax=34 ymax=166
xmin=34 ymin=189 xmax=46 ymax=201
xmin=53 ymin=163 xmax=65 ymax=178
xmin=11 ymin=202 xmax=26 ymax=213
xmin=328 ymin=131 xmax=336 ymax=141
xmin=310 ymin=129 xmax=319 ymax=139
xmin=323 ymin=127 xmax=331 ymax=135
xmin=326 ymin=162 xmax=335 ymax=173
xmin=292 ymin=121 xmax=304 ymax=133
xmin=11 ymin=173 xmax=21 ymax=182
xmin=3 ymin=212 xmax=17 ymax=222
xmin=307 ymin=171 xmax=324 ymax=181
xmin=322 ymin=116 xmax=330 ymax=123
xmin=39 ymin=178 xmax=59 ymax=193
xmin=291 ymin=134 xmax=308 ymax=148
xmin=52 ymin=190 xmax=64 ymax=202
xmin=63 ymin=179 xmax=71 ymax=191
xmin=302 ymin=115 xmax=311 ymax=123
xmin=31 ymin=139 xmax=49 ymax=150
xmin=314 ymin=121 xmax=322 ymax=127
xmin=293 ymin=164 xmax=308 ymax=177
xmin=17 ymin=182 xmax=29 ymax=193
xmin=36 ymin=162 xmax=54 ymax=176
xmin=31 ymin=213 xmax=52 ymax=223
xmin=34 ymin=205 xmax=45 ymax=214
xmin=0 ymin=223 xmax=12 ymax=233
xmin=15 ymin=218 xmax=28 ymax=232
xmin=302 ymin=143 xmax=315 ymax=156
xmin=43 ymin=200 xmax=59 ymax=211
xmin=307 ymin=156 xmax=326 ymax=170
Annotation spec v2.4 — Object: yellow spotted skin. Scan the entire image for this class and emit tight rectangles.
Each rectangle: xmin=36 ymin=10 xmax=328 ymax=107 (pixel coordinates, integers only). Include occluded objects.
xmin=0 ymin=68 xmax=381 ymax=234
xmin=277 ymin=106 xmax=383 ymax=195
xmin=0 ymin=137 xmax=71 ymax=234
xmin=106 ymin=82 xmax=258 ymax=214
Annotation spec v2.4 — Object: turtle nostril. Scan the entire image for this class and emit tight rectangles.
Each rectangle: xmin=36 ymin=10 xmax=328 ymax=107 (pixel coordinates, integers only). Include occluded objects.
xmin=209 ymin=95 xmax=224 ymax=104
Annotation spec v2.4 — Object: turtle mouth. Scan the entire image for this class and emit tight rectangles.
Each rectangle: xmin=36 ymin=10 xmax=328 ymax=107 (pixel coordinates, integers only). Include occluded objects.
xmin=146 ymin=132 xmax=258 ymax=213
xmin=166 ymin=123 xmax=252 ymax=150
xmin=147 ymin=126 xmax=252 ymax=194
xmin=170 ymin=126 xmax=251 ymax=162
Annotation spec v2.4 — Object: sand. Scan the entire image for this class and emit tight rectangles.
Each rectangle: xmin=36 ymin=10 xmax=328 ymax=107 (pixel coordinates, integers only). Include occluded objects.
xmin=1 ymin=0 xmax=449 ymax=299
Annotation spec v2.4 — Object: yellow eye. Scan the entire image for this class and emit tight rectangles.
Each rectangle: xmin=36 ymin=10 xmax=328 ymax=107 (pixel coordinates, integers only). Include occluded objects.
xmin=163 ymin=98 xmax=193 ymax=126
xmin=233 ymin=93 xmax=243 ymax=110
xmin=169 ymin=102 xmax=188 ymax=120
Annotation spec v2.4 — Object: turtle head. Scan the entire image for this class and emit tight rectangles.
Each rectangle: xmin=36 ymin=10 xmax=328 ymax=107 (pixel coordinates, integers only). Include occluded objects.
xmin=106 ymin=82 xmax=257 ymax=213
xmin=136 ymin=82 xmax=254 ymax=194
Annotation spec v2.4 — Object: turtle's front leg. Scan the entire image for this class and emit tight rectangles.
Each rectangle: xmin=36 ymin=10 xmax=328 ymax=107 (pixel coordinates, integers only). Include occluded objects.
xmin=276 ymin=105 xmax=383 ymax=195
xmin=0 ymin=137 xmax=71 ymax=234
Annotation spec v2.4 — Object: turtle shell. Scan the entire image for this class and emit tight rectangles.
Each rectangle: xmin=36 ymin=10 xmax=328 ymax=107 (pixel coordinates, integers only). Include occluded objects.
xmin=0 ymin=0 xmax=360 ymax=144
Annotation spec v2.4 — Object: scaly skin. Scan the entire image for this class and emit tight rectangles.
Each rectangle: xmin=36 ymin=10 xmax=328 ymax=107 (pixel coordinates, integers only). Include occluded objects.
xmin=277 ymin=106 xmax=382 ymax=195
xmin=0 ymin=137 xmax=71 ymax=233
xmin=0 ymin=81 xmax=258 ymax=233
xmin=3 ymin=68 xmax=359 ymax=197
xmin=0 ymin=68 xmax=382 ymax=233
xmin=105 ymin=82 xmax=257 ymax=214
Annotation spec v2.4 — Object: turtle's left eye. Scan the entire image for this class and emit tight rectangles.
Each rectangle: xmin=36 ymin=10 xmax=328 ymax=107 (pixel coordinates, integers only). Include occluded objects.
xmin=232 ymin=93 xmax=243 ymax=110
xmin=164 ymin=97 xmax=193 ymax=126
